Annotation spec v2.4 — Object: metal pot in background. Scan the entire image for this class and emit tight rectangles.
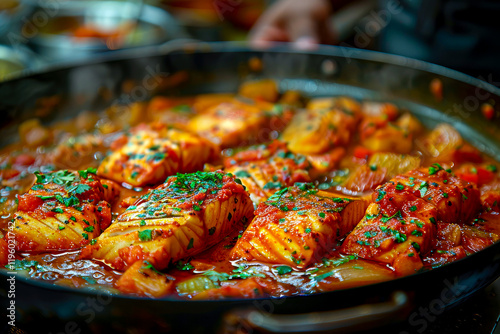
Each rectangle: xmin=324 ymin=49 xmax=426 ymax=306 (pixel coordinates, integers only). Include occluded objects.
xmin=15 ymin=0 xmax=188 ymax=63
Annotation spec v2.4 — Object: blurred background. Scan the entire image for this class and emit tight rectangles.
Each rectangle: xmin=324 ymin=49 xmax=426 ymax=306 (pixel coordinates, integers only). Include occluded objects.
xmin=1 ymin=0 xmax=499 ymax=84
xmin=0 ymin=0 xmax=270 ymax=80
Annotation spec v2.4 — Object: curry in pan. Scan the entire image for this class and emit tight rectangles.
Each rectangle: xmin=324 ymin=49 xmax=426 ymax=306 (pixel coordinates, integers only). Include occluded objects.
xmin=1 ymin=79 xmax=499 ymax=299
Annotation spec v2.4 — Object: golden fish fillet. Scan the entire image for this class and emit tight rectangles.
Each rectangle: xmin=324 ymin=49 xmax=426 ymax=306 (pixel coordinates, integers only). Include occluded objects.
xmin=281 ymin=97 xmax=361 ymax=155
xmin=388 ymin=166 xmax=481 ymax=224
xmin=188 ymin=99 xmax=293 ymax=148
xmin=13 ymin=169 xmax=117 ymax=252
xmin=225 ymin=141 xmax=312 ymax=204
xmin=230 ymin=185 xmax=367 ymax=268
xmin=81 ymin=171 xmax=254 ymax=271
xmin=341 ymin=166 xmax=481 ymax=276
xmin=97 ymin=128 xmax=218 ymax=187
xmin=341 ymin=199 xmax=437 ymax=276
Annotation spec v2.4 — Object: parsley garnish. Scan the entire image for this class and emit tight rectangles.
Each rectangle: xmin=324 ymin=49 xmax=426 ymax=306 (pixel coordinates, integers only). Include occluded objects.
xmin=234 ymin=170 xmax=251 ymax=178
xmin=176 ymin=260 xmax=194 ymax=271
xmin=138 ymin=229 xmax=152 ymax=241
xmin=276 ymin=265 xmax=292 ymax=275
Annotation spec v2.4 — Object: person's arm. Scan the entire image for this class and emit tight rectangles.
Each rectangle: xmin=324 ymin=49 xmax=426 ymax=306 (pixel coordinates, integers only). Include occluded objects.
xmin=250 ymin=0 xmax=353 ymax=49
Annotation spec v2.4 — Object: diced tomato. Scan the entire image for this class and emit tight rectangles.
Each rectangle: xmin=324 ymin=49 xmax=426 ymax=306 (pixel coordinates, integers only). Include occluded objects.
xmin=456 ymin=165 xmax=495 ymax=186
xmin=116 ymin=245 xmax=146 ymax=270
xmin=14 ymin=153 xmax=35 ymax=166
xmin=457 ymin=172 xmax=478 ymax=184
xmin=477 ymin=167 xmax=495 ymax=185
xmin=453 ymin=144 xmax=483 ymax=164
xmin=353 ymin=146 xmax=373 ymax=160
xmin=17 ymin=194 xmax=44 ymax=212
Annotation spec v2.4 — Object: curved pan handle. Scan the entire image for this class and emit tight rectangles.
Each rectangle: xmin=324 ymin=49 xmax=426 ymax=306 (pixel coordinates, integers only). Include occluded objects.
xmin=222 ymin=291 xmax=411 ymax=333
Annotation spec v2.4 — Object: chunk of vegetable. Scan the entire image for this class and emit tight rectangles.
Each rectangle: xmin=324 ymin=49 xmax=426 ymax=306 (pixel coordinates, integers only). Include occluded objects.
xmin=176 ymin=276 xmax=218 ymax=295
xmin=116 ymin=261 xmax=173 ymax=298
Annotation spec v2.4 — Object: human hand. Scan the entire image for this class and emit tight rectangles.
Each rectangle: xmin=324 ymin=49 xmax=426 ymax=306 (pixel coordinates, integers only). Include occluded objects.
xmin=249 ymin=0 xmax=335 ymax=49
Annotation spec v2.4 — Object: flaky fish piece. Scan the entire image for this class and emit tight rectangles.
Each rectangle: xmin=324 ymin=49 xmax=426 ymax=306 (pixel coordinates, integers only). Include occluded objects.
xmin=384 ymin=165 xmax=481 ymax=224
xmin=97 ymin=128 xmax=218 ymax=187
xmin=230 ymin=185 xmax=367 ymax=268
xmin=225 ymin=141 xmax=312 ymax=204
xmin=281 ymin=97 xmax=361 ymax=155
xmin=81 ymin=171 xmax=254 ymax=271
xmin=341 ymin=166 xmax=481 ymax=276
xmin=341 ymin=197 xmax=437 ymax=276
xmin=188 ymin=98 xmax=293 ymax=148
xmin=13 ymin=169 xmax=118 ymax=252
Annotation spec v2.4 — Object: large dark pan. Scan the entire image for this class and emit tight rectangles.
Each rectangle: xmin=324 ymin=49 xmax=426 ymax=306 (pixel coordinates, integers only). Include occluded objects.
xmin=1 ymin=42 xmax=500 ymax=334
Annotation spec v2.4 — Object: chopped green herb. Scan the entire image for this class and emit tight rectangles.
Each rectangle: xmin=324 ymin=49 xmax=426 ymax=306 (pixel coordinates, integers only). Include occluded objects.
xmin=176 ymin=260 xmax=194 ymax=271
xmin=141 ymin=261 xmax=165 ymax=275
xmin=411 ymin=242 xmax=421 ymax=252
xmin=381 ymin=211 xmax=402 ymax=223
xmin=486 ymin=165 xmax=497 ymax=172
xmin=138 ymin=229 xmax=152 ymax=241
xmin=428 ymin=163 xmax=443 ymax=175
xmin=263 ymin=181 xmax=282 ymax=190
xmin=376 ymin=190 xmax=387 ymax=202
xmin=234 ymin=170 xmax=251 ymax=178
xmin=276 ymin=265 xmax=292 ymax=275
xmin=364 ymin=231 xmax=378 ymax=238
xmin=418 ymin=182 xmax=428 ymax=197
